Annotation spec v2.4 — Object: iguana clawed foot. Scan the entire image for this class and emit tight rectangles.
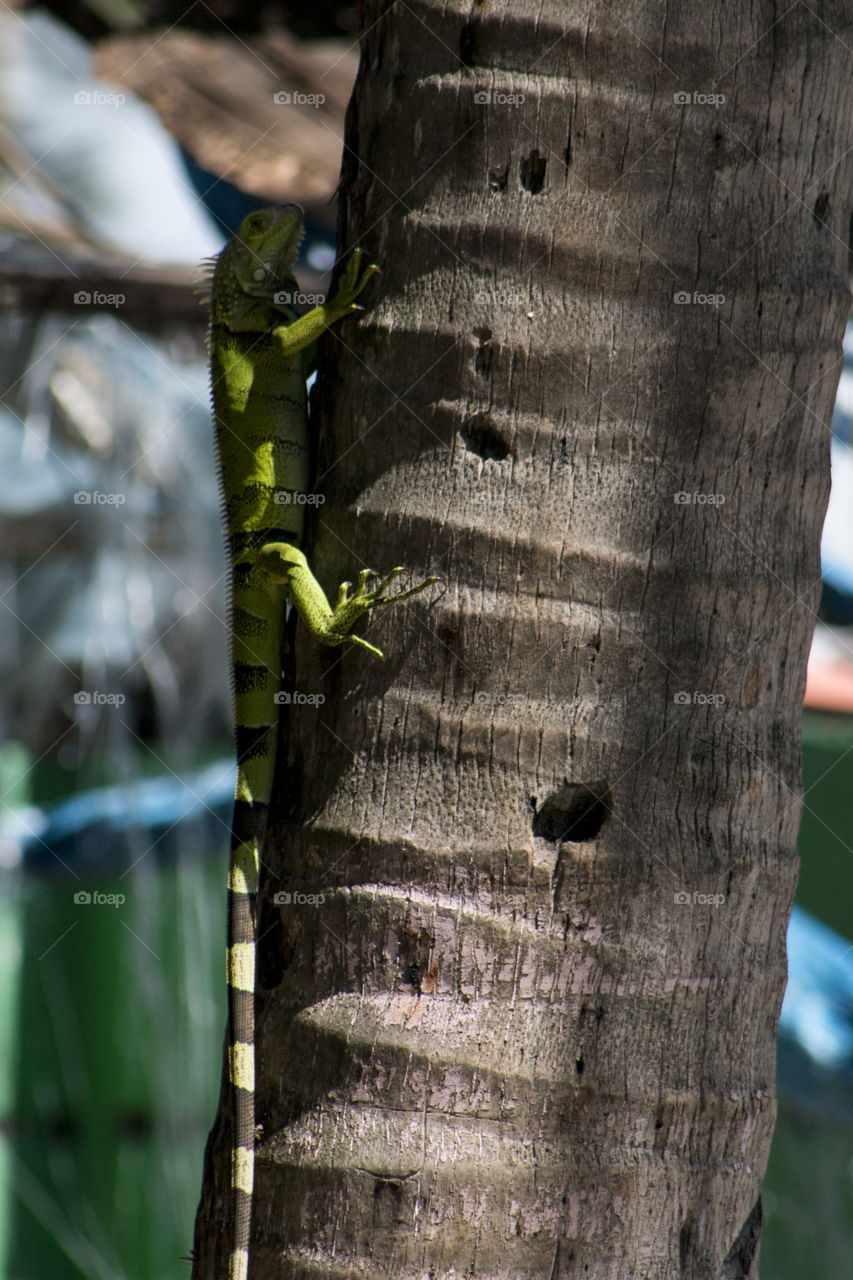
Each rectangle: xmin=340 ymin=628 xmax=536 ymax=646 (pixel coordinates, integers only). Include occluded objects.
xmin=327 ymin=248 xmax=381 ymax=319
xmin=328 ymin=567 xmax=441 ymax=656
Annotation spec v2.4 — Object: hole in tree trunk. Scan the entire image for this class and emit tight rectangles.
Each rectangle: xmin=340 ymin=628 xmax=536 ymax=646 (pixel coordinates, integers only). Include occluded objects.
xmin=520 ymin=148 xmax=547 ymax=193
xmin=461 ymin=413 xmax=510 ymax=461
xmin=532 ymin=779 xmax=612 ymax=843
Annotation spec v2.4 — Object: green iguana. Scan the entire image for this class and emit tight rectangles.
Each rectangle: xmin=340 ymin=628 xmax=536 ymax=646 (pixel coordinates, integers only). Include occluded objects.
xmin=206 ymin=205 xmax=437 ymax=1280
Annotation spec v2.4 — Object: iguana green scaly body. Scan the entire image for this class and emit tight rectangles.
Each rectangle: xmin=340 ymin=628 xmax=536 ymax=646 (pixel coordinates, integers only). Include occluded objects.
xmin=208 ymin=206 xmax=436 ymax=1280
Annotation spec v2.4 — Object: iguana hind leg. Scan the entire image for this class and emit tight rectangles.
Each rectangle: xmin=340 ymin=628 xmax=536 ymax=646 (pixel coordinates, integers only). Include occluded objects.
xmin=256 ymin=542 xmax=439 ymax=658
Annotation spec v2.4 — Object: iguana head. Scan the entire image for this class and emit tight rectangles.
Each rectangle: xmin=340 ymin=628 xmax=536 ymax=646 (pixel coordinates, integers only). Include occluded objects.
xmin=211 ymin=205 xmax=305 ymax=332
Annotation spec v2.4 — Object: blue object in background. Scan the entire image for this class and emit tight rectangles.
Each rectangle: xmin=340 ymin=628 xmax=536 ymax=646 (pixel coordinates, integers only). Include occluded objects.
xmin=180 ymin=149 xmax=337 ymax=272
xmin=821 ymin=322 xmax=853 ymax=622
xmin=20 ymin=760 xmax=235 ymax=879
xmin=781 ymin=905 xmax=853 ymax=1070
xmin=179 ymin=150 xmax=268 ymax=240
xmin=777 ymin=904 xmax=853 ymax=1124
xmin=0 ymin=9 xmax=223 ymax=263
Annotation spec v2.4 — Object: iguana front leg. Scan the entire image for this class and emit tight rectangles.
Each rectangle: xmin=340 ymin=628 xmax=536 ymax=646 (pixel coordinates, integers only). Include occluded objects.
xmin=272 ymin=248 xmax=380 ymax=358
xmin=257 ymin=543 xmax=440 ymax=657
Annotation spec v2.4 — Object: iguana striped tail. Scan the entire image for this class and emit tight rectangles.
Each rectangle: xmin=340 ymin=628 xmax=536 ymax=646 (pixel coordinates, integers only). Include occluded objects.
xmin=226 ymin=773 xmax=262 ymax=1280
xmin=226 ymin=574 xmax=280 ymax=1280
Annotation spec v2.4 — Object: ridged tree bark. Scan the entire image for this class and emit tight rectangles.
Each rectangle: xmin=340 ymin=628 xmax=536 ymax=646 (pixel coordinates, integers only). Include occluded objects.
xmin=193 ymin=2 xmax=853 ymax=1276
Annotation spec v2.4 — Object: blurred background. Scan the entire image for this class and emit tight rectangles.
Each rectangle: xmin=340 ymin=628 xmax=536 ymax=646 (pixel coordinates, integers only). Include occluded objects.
xmin=0 ymin=3 xmax=851 ymax=1278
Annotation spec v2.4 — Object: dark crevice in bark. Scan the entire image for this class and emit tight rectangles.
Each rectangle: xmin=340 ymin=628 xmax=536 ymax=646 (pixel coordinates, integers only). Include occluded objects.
xmin=520 ymin=148 xmax=547 ymax=193
xmin=459 ymin=21 xmax=476 ymax=66
xmin=533 ymin=779 xmax=613 ymax=843
xmin=812 ymin=189 xmax=830 ymax=225
xmin=719 ymin=1196 xmax=763 ymax=1280
xmin=257 ymin=890 xmax=285 ymax=988
xmin=472 ymin=325 xmax=493 ymax=376
xmin=460 ymin=413 xmax=511 ymax=460
xmin=679 ymin=1215 xmax=694 ymax=1272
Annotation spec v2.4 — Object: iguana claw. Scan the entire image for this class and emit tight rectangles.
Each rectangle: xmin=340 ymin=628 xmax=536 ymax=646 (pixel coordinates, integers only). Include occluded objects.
xmin=329 ymin=248 xmax=380 ymax=316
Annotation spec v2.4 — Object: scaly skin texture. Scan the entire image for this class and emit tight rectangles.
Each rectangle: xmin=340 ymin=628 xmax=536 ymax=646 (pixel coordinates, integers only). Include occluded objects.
xmin=209 ymin=205 xmax=436 ymax=1280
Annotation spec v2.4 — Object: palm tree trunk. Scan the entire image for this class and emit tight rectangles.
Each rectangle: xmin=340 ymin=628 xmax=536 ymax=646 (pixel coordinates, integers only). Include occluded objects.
xmin=193 ymin=2 xmax=853 ymax=1275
